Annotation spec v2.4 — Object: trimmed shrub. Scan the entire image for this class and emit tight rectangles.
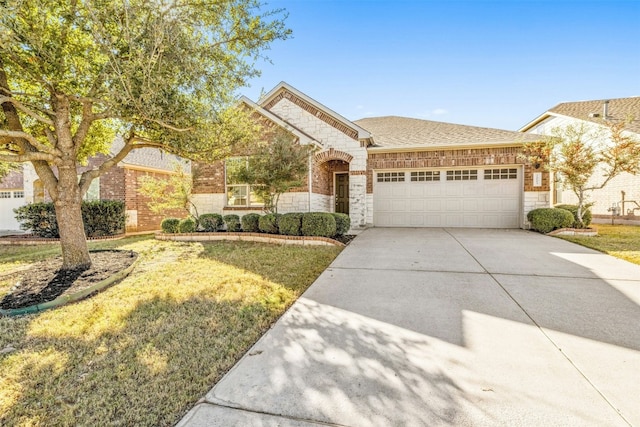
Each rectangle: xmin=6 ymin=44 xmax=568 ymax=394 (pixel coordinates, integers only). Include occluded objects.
xmin=223 ymin=214 xmax=241 ymax=232
xmin=161 ymin=218 xmax=180 ymax=234
xmin=279 ymin=213 xmax=303 ymax=236
xmin=14 ymin=202 xmax=58 ymax=238
xmin=14 ymin=200 xmax=125 ymax=238
xmin=81 ymin=200 xmax=125 ymax=237
xmin=527 ymin=208 xmax=574 ymax=234
xmin=554 ymin=204 xmax=592 ymax=228
xmin=301 ymin=212 xmax=337 ymax=238
xmin=178 ymin=217 xmax=197 ymax=233
xmin=199 ymin=213 xmax=223 ymax=232
xmin=241 ymin=213 xmax=261 ymax=232
xmin=331 ymin=213 xmax=350 ymax=236
xmin=259 ymin=213 xmax=280 ymax=234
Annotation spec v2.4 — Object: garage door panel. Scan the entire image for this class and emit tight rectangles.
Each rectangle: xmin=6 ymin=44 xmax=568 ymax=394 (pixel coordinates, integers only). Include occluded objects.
xmin=425 ymin=200 xmax=442 ymax=212
xmin=409 ymin=200 xmax=425 ymax=212
xmin=374 ymin=168 xmax=521 ymax=228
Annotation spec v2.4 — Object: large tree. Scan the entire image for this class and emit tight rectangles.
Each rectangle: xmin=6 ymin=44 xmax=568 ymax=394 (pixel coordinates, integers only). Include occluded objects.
xmin=0 ymin=0 xmax=289 ymax=269
xmin=523 ymin=120 xmax=640 ymax=227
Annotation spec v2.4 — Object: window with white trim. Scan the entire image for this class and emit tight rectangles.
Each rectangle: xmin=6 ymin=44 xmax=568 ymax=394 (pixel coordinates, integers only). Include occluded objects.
xmin=377 ymin=172 xmax=405 ymax=182
xmin=225 ymin=157 xmax=264 ymax=207
xmin=0 ymin=191 xmax=10 ymax=198
xmin=410 ymin=171 xmax=440 ymax=182
xmin=484 ymin=168 xmax=517 ymax=180
xmin=446 ymin=170 xmax=478 ymax=181
xmin=13 ymin=191 xmax=24 ymax=198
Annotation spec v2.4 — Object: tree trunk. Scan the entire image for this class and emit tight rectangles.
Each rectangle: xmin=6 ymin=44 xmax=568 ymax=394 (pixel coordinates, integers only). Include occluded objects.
xmin=55 ymin=164 xmax=91 ymax=270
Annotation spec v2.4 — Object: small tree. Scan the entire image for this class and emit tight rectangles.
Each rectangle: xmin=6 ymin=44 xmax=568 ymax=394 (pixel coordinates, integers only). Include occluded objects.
xmin=234 ymin=130 xmax=311 ymax=213
xmin=522 ymin=120 xmax=640 ymax=227
xmin=138 ymin=162 xmax=197 ymax=220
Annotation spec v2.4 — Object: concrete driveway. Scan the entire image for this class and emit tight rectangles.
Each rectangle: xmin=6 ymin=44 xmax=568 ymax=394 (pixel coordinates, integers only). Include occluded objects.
xmin=177 ymin=228 xmax=640 ymax=426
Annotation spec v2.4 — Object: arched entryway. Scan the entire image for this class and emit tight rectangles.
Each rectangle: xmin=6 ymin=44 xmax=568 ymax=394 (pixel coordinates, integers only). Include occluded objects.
xmin=313 ymin=149 xmax=353 ymax=215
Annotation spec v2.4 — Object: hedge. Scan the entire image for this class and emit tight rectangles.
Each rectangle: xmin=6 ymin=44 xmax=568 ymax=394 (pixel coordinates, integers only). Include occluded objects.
xmin=81 ymin=200 xmax=126 ymax=237
xmin=161 ymin=218 xmax=180 ymax=234
xmin=527 ymin=208 xmax=574 ymax=234
xmin=14 ymin=200 xmax=125 ymax=238
xmin=301 ymin=212 xmax=336 ymax=237
xmin=223 ymin=214 xmax=241 ymax=232
xmin=554 ymin=204 xmax=592 ymax=228
xmin=331 ymin=213 xmax=350 ymax=236
xmin=241 ymin=213 xmax=261 ymax=232
xmin=178 ymin=217 xmax=197 ymax=233
xmin=259 ymin=213 xmax=280 ymax=234
xmin=199 ymin=213 xmax=223 ymax=232
xmin=279 ymin=213 xmax=303 ymax=236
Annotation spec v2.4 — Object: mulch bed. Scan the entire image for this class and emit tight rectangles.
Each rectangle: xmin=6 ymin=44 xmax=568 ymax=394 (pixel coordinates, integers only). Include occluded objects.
xmin=334 ymin=234 xmax=356 ymax=245
xmin=0 ymin=250 xmax=137 ymax=310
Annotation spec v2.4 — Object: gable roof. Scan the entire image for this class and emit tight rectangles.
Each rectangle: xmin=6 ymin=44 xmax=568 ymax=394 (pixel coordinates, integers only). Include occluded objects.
xmin=520 ymin=97 xmax=640 ymax=134
xmin=239 ymin=96 xmax=321 ymax=149
xmin=355 ymin=116 xmax=540 ymax=150
xmin=258 ymin=82 xmax=371 ymax=141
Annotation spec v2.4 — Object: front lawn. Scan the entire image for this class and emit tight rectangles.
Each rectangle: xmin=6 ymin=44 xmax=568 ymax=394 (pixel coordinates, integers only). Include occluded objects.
xmin=0 ymin=236 xmax=341 ymax=426
xmin=556 ymin=224 xmax=640 ymax=265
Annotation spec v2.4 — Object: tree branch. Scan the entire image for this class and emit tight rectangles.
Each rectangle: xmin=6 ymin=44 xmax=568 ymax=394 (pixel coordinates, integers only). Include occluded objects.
xmin=0 ymin=130 xmax=61 ymax=156
xmin=0 ymin=151 xmax=59 ymax=163
xmin=0 ymin=95 xmax=55 ymax=126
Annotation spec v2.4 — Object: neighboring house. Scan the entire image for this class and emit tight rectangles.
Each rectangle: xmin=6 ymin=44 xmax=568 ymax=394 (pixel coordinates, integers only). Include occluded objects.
xmin=0 ymin=138 xmax=188 ymax=232
xmin=520 ymin=97 xmax=640 ymax=222
xmin=192 ymin=82 xmax=548 ymax=229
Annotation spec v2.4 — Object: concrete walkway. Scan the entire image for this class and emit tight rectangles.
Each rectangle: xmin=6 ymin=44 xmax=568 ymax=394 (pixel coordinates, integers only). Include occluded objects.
xmin=177 ymin=228 xmax=640 ymax=427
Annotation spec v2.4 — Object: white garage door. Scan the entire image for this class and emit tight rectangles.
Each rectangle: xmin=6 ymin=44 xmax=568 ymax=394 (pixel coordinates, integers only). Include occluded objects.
xmin=0 ymin=190 xmax=27 ymax=230
xmin=374 ymin=167 xmax=521 ymax=228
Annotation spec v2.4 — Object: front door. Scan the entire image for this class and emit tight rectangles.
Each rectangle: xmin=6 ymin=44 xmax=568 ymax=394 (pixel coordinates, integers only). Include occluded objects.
xmin=335 ymin=173 xmax=349 ymax=214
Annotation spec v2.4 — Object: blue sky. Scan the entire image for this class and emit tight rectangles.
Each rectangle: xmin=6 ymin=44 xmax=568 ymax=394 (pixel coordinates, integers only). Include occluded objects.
xmin=241 ymin=0 xmax=640 ymax=131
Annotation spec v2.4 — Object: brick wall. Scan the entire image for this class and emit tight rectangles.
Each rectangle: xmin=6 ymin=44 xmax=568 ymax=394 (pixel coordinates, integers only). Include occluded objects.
xmin=192 ymin=161 xmax=226 ymax=194
xmin=312 ymin=160 xmax=348 ymax=196
xmin=100 ymin=166 xmax=125 ymax=200
xmin=124 ymin=168 xmax=185 ymax=232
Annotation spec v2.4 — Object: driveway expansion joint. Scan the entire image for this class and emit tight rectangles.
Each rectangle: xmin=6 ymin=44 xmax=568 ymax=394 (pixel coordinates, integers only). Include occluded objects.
xmin=200 ymin=399 xmax=351 ymax=427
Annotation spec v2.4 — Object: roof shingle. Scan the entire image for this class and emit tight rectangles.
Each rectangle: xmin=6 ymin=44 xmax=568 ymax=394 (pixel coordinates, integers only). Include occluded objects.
xmin=354 ymin=116 xmax=539 ymax=149
xmin=547 ymin=97 xmax=640 ymax=134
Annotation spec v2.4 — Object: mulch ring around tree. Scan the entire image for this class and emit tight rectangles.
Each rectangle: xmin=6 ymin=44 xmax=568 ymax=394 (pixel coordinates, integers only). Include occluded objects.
xmin=1 ymin=250 xmax=137 ymax=310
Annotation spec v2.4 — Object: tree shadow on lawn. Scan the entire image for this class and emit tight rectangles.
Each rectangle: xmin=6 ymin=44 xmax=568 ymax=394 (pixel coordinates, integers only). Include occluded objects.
xmin=0 ymin=295 xmax=283 ymax=427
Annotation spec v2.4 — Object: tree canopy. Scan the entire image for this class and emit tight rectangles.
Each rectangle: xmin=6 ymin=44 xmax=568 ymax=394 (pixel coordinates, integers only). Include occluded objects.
xmin=0 ymin=0 xmax=289 ymax=268
xmin=232 ymin=129 xmax=311 ymax=213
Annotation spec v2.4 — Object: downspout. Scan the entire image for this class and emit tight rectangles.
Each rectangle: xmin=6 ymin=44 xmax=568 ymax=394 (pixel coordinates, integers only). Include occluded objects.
xmin=308 ymin=154 xmax=313 ymax=212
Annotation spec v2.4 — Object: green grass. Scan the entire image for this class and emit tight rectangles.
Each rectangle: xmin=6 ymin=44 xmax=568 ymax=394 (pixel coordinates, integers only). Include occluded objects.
xmin=557 ymin=224 xmax=640 ymax=265
xmin=0 ymin=236 xmax=341 ymax=426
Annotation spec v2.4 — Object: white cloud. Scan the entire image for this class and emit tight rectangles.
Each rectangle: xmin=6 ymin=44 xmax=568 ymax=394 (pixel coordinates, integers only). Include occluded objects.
xmin=432 ymin=108 xmax=448 ymax=115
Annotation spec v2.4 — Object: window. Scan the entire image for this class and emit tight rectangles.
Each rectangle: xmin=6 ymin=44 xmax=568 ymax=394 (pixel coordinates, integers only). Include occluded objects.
xmin=83 ymin=178 xmax=100 ymax=201
xmin=225 ymin=157 xmax=264 ymax=207
xmin=13 ymin=191 xmax=24 ymax=198
xmin=410 ymin=171 xmax=440 ymax=182
xmin=446 ymin=170 xmax=478 ymax=181
xmin=484 ymin=168 xmax=517 ymax=180
xmin=377 ymin=172 xmax=405 ymax=182
xmin=0 ymin=191 xmax=10 ymax=198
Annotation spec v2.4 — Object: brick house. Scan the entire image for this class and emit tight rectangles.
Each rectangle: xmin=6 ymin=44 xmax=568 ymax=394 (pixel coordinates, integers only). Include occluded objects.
xmin=0 ymin=137 xmax=187 ymax=232
xmin=521 ymin=97 xmax=640 ymax=222
xmin=192 ymin=82 xmax=549 ymax=229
